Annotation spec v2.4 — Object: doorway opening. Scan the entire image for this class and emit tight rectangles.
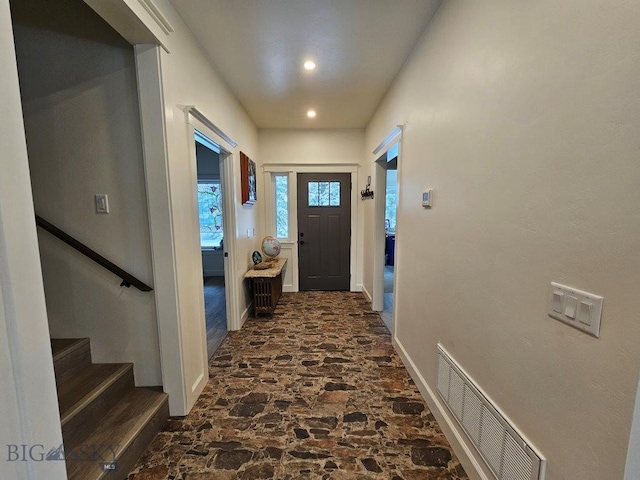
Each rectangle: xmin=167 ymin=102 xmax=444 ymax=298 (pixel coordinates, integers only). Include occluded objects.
xmin=373 ymin=140 xmax=400 ymax=333
xmin=195 ymin=132 xmax=228 ymax=358
xmin=380 ymin=144 xmax=398 ymax=330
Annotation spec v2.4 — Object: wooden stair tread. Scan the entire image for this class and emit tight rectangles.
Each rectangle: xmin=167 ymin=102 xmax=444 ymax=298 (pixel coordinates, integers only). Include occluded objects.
xmin=52 ymin=338 xmax=90 ymax=360
xmin=52 ymin=338 xmax=92 ymax=385
xmin=64 ymin=388 xmax=168 ymax=480
xmin=57 ymin=363 xmax=132 ymax=424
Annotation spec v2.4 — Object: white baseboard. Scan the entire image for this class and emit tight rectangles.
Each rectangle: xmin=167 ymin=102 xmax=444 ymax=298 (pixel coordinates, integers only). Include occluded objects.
xmin=392 ymin=336 xmax=492 ymax=480
xmin=240 ymin=303 xmax=252 ymax=328
xmin=362 ymin=284 xmax=372 ymax=302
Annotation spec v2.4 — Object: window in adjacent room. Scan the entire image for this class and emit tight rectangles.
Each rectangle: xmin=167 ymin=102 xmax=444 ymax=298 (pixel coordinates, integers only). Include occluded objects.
xmin=198 ymin=180 xmax=223 ymax=248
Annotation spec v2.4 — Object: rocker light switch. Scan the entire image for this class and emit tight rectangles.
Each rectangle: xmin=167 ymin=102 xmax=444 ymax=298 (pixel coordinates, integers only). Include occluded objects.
xmin=564 ymin=296 xmax=578 ymax=319
xmin=548 ymin=282 xmax=603 ymax=337
xmin=552 ymin=291 xmax=564 ymax=313
xmin=95 ymin=194 xmax=109 ymax=214
xmin=578 ymin=302 xmax=593 ymax=326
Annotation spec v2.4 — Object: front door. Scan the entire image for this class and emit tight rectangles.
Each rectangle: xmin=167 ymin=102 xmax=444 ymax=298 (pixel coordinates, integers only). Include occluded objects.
xmin=297 ymin=173 xmax=351 ymax=291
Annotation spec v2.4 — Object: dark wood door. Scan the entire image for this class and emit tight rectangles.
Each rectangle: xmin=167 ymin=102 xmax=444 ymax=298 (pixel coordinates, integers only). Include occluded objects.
xmin=297 ymin=173 xmax=351 ymax=291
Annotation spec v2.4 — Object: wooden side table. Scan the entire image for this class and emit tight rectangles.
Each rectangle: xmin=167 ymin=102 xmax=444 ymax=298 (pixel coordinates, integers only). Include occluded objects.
xmin=244 ymin=257 xmax=287 ymax=316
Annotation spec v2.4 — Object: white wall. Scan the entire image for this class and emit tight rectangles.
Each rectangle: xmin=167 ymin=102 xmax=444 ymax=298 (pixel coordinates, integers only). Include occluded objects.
xmin=12 ymin=0 xmax=161 ymax=386
xmin=365 ymin=1 xmax=640 ymax=479
xmin=259 ymin=129 xmax=365 ymax=291
xmin=0 ymin=0 xmax=66 ymax=477
xmin=259 ymin=129 xmax=365 ymax=165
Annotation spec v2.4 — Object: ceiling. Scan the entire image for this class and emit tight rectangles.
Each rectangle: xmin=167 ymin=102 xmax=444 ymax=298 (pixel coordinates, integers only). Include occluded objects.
xmin=167 ymin=0 xmax=442 ymax=129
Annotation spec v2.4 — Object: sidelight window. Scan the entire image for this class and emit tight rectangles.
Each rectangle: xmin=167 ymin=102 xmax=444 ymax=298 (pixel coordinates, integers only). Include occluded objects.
xmin=274 ymin=174 xmax=289 ymax=238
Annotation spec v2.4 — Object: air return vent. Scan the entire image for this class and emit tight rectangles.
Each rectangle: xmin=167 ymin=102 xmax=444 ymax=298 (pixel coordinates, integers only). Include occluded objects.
xmin=437 ymin=345 xmax=546 ymax=480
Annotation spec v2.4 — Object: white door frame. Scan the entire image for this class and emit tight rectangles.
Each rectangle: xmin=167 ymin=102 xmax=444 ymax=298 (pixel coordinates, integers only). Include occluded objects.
xmin=187 ymin=119 xmax=241 ymax=333
xmin=263 ymin=164 xmax=360 ymax=292
xmin=371 ymin=126 xmax=404 ymax=335
xmin=135 ymin=47 xmax=243 ymax=416
xmin=372 ymin=156 xmax=387 ymax=312
xmin=135 ymin=44 xmax=191 ymax=415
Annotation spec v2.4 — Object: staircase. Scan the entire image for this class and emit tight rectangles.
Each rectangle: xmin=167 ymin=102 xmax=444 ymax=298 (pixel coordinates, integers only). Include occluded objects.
xmin=51 ymin=338 xmax=169 ymax=480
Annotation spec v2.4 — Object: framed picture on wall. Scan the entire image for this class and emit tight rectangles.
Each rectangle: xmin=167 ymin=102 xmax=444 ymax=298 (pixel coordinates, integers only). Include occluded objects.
xmin=240 ymin=151 xmax=257 ymax=206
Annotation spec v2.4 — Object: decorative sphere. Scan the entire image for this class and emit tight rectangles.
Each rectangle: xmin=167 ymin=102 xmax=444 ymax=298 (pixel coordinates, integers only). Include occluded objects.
xmin=261 ymin=236 xmax=281 ymax=258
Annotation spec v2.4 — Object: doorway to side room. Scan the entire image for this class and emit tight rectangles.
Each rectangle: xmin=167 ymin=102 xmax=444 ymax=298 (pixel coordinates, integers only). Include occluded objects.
xmin=377 ymin=144 xmax=398 ymax=331
xmin=382 ymin=149 xmax=398 ymax=330
xmin=195 ymin=133 xmax=228 ymax=358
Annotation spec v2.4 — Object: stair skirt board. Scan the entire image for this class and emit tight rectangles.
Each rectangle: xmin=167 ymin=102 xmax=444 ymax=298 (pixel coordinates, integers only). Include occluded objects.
xmin=51 ymin=338 xmax=169 ymax=480
xmin=436 ymin=344 xmax=546 ymax=480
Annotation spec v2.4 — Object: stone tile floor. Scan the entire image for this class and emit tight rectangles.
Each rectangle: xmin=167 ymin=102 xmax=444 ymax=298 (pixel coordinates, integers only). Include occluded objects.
xmin=129 ymin=292 xmax=468 ymax=479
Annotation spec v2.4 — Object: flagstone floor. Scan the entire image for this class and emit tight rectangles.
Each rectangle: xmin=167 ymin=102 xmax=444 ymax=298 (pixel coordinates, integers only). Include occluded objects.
xmin=128 ymin=292 xmax=468 ymax=480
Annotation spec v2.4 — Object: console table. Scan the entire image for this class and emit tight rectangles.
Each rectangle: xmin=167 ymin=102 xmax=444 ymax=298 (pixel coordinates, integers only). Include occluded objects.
xmin=244 ymin=257 xmax=287 ymax=316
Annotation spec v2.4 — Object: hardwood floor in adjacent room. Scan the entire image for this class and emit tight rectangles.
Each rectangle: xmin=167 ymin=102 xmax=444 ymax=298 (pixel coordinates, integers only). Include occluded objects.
xmin=129 ymin=291 xmax=467 ymax=480
xmin=204 ymin=276 xmax=227 ymax=359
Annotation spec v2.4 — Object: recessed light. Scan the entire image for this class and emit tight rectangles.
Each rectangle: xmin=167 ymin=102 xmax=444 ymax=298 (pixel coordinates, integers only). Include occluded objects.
xmin=307 ymin=110 xmax=317 ymax=118
xmin=303 ymin=60 xmax=316 ymax=71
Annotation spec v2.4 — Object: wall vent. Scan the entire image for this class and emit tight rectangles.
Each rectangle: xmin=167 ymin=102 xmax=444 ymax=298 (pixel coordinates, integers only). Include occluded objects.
xmin=437 ymin=345 xmax=546 ymax=480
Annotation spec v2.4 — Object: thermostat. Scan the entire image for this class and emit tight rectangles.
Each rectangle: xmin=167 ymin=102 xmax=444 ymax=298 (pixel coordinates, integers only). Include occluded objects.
xmin=422 ymin=189 xmax=432 ymax=208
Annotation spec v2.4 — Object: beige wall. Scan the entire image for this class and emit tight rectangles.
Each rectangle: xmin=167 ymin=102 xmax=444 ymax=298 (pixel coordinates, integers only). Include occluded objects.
xmin=259 ymin=129 xmax=364 ymax=165
xmin=12 ymin=0 xmax=161 ymax=386
xmin=365 ymin=1 xmax=640 ymax=479
xmin=365 ymin=0 xmax=640 ymax=480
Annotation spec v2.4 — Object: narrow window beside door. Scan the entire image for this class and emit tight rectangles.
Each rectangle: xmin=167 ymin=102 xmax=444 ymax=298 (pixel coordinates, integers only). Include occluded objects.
xmin=275 ymin=174 xmax=289 ymax=239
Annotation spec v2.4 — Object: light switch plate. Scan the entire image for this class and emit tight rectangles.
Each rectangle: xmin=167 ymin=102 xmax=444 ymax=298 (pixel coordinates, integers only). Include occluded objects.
xmin=95 ymin=194 xmax=109 ymax=214
xmin=548 ymin=282 xmax=603 ymax=337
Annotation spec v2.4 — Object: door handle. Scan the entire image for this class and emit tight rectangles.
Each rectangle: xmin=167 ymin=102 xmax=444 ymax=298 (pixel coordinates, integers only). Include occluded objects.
xmin=299 ymin=240 xmax=305 ymax=245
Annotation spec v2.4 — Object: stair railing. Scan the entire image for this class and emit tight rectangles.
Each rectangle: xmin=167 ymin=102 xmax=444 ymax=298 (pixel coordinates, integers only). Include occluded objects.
xmin=35 ymin=215 xmax=153 ymax=292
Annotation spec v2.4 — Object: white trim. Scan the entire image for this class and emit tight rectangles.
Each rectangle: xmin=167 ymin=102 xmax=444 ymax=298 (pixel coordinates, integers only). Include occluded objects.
xmin=372 ymin=159 xmax=386 ymax=312
xmin=183 ymin=128 xmax=208 ymax=407
xmin=186 ymin=119 xmax=242 ymax=333
xmin=82 ymin=0 xmax=168 ymax=50
xmin=184 ymin=106 xmax=238 ymax=148
xmin=372 ymin=124 xmax=404 ymax=155
xmin=393 ymin=337 xmax=491 ymax=480
xmin=135 ymin=44 xmax=188 ymax=415
xmin=371 ymin=128 xmax=403 ymax=338
xmin=362 ymin=283 xmax=373 ymax=302
xmin=289 ymin=172 xmax=300 ymax=292
xmin=264 ymin=163 xmax=359 ymax=172
xmin=195 ymin=130 xmax=220 ymax=154
xmin=625 ymin=368 xmax=640 ymax=479
xmin=390 ymin=141 xmax=402 ymax=336
xmin=241 ymin=303 xmax=252 ymax=327
xmin=138 ymin=0 xmax=174 ymax=34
